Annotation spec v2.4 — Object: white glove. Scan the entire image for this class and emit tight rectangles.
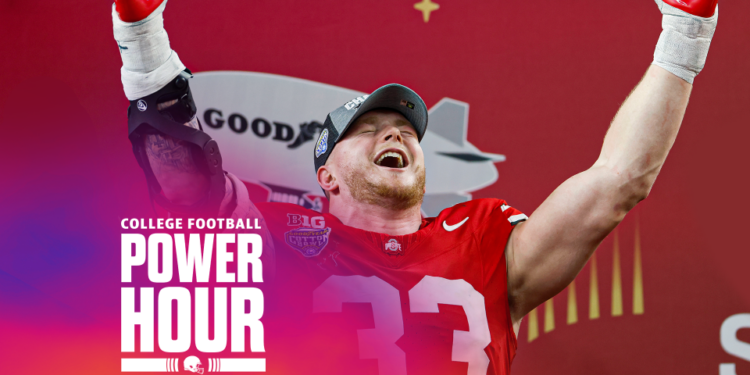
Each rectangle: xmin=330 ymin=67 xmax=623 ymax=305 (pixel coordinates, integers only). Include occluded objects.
xmin=112 ymin=0 xmax=186 ymax=100
xmin=652 ymin=0 xmax=718 ymax=84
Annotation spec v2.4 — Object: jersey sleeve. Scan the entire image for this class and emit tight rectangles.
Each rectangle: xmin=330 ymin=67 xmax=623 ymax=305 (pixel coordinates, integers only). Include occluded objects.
xmin=499 ymin=201 xmax=528 ymax=226
xmin=475 ymin=199 xmax=526 ymax=352
xmin=475 ymin=199 xmax=526 ymax=284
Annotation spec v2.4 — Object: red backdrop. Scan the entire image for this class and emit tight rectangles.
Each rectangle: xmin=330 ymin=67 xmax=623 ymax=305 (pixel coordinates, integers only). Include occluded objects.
xmin=1 ymin=0 xmax=749 ymax=374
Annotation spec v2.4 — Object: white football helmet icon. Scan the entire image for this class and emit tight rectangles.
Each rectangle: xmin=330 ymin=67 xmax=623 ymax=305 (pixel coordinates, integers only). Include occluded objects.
xmin=183 ymin=356 xmax=204 ymax=374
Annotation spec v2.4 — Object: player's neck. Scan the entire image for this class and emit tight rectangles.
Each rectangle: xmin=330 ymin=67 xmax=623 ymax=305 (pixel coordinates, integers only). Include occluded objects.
xmin=328 ymin=197 xmax=422 ymax=236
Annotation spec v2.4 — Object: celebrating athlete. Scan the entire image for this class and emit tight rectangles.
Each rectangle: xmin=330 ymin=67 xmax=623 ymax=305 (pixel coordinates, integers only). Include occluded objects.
xmin=112 ymin=0 xmax=719 ymax=373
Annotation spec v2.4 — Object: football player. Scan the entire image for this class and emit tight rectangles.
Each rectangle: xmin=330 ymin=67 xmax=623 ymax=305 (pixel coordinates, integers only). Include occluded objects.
xmin=112 ymin=0 xmax=719 ymax=373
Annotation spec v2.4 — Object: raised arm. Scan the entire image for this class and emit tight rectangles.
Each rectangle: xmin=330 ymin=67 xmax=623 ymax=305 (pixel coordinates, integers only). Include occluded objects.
xmin=113 ymin=0 xmax=235 ymax=214
xmin=505 ymin=0 xmax=719 ymax=325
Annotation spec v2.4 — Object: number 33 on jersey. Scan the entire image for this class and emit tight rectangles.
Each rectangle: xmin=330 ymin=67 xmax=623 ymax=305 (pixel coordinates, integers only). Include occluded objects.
xmin=251 ymin=196 xmax=527 ymax=375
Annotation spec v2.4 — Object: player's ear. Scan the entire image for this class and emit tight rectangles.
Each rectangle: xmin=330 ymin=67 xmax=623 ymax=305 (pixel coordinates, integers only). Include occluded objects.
xmin=317 ymin=164 xmax=338 ymax=197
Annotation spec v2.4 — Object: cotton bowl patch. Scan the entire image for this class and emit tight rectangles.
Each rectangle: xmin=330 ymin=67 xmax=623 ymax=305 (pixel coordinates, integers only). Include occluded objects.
xmin=315 ymin=129 xmax=328 ymax=158
xmin=284 ymin=227 xmax=331 ymax=257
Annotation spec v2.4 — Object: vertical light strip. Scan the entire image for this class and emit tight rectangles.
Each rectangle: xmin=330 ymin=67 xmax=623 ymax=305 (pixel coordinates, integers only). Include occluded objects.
xmin=544 ymin=299 xmax=555 ymax=333
xmin=633 ymin=219 xmax=645 ymax=315
xmin=611 ymin=230 xmax=623 ymax=316
xmin=567 ymin=280 xmax=578 ymax=324
xmin=589 ymin=253 xmax=600 ymax=319
xmin=528 ymin=307 xmax=539 ymax=342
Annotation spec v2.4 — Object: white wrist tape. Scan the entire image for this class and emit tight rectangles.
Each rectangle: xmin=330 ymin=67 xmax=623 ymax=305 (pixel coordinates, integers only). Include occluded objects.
xmin=653 ymin=0 xmax=718 ymax=84
xmin=112 ymin=0 xmax=186 ymax=100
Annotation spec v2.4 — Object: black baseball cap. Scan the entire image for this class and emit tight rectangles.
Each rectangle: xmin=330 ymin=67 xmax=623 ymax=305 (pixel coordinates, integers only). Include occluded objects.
xmin=313 ymin=83 xmax=428 ymax=172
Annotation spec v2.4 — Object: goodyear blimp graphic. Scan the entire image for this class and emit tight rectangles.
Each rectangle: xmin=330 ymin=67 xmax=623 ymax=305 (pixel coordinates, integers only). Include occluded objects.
xmin=191 ymin=71 xmax=505 ymax=216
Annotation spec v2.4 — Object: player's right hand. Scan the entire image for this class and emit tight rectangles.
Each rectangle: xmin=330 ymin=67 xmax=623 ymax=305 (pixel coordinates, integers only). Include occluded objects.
xmin=115 ymin=0 xmax=166 ymax=22
xmin=661 ymin=0 xmax=718 ymax=18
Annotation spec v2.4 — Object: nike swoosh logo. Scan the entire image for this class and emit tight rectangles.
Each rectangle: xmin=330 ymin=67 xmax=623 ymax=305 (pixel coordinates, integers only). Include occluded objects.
xmin=443 ymin=217 xmax=469 ymax=232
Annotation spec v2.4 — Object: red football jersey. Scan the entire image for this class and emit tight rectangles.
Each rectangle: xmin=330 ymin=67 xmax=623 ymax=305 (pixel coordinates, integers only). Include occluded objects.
xmin=231 ymin=176 xmax=528 ymax=375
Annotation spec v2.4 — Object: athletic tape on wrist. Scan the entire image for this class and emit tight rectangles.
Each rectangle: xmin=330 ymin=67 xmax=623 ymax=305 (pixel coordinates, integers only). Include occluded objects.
xmin=652 ymin=1 xmax=718 ymax=84
xmin=112 ymin=0 xmax=186 ymax=100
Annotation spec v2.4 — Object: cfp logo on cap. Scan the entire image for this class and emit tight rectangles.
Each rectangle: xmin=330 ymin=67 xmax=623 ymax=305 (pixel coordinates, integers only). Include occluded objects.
xmin=137 ymin=99 xmax=147 ymax=112
xmin=344 ymin=95 xmax=369 ymax=110
xmin=315 ymin=129 xmax=329 ymax=158
xmin=400 ymin=99 xmax=415 ymax=109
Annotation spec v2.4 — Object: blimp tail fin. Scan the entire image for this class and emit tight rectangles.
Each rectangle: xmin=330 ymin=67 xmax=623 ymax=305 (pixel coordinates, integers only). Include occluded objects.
xmin=428 ymin=98 xmax=470 ymax=148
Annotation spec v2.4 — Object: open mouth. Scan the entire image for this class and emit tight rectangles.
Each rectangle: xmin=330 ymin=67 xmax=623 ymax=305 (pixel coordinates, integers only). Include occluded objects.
xmin=374 ymin=149 xmax=408 ymax=169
